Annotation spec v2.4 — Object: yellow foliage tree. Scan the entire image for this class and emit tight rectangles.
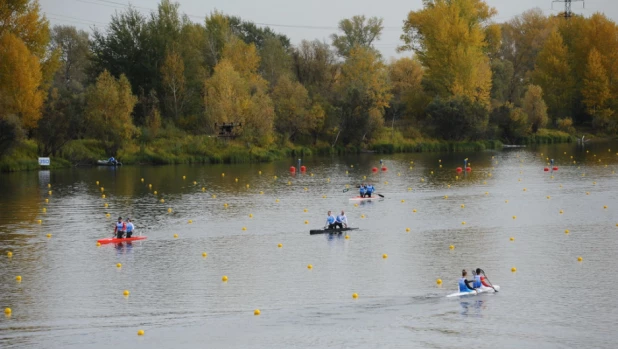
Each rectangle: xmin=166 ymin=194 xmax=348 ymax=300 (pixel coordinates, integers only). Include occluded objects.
xmin=0 ymin=33 xmax=44 ymax=130
xmin=272 ymin=75 xmax=316 ymax=140
xmin=388 ymin=57 xmax=428 ymax=123
xmin=84 ymin=70 xmax=137 ymax=152
xmin=582 ymin=48 xmax=611 ymax=115
xmin=161 ymin=49 xmax=186 ymax=120
xmin=531 ymin=29 xmax=574 ymax=119
xmin=204 ymin=59 xmax=274 ymax=143
xmin=399 ymin=0 xmax=496 ymax=106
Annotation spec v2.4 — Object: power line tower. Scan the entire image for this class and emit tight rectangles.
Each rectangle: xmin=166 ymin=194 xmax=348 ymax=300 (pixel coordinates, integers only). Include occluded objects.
xmin=552 ymin=0 xmax=585 ymax=18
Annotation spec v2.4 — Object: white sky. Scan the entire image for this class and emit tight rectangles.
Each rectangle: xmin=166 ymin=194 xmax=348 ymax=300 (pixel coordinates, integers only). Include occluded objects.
xmin=40 ymin=0 xmax=617 ymax=59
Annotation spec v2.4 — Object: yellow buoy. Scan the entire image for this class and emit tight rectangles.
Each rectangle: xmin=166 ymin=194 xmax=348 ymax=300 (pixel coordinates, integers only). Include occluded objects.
xmin=116 ymin=263 xmax=122 ymax=268
xmin=42 ymin=207 xmax=47 ymax=213
xmin=512 ymin=216 xmax=516 ymax=220
xmin=443 ymin=195 xmax=448 ymax=200
xmin=46 ymin=233 xmax=51 ymax=238
xmin=322 ymin=195 xmax=326 ymax=198
xmin=106 ymin=213 xmax=111 ymax=218
xmin=274 ymin=176 xmax=278 ymax=180
xmin=352 ymin=293 xmax=358 ymax=299
xmin=45 ymin=198 xmax=48 ymax=203
xmin=48 ymin=191 xmax=52 ymax=195
xmin=222 ymin=173 xmax=225 ymax=177
xmin=275 ymin=199 xmax=280 ymax=203
xmin=47 ymin=183 xmax=51 ymax=188
xmin=222 ymin=275 xmax=228 ymax=281
xmin=15 ymin=275 xmax=21 ymax=282
xmin=577 ymin=256 xmax=583 ymax=262
xmin=382 ymin=254 xmax=388 ymax=259
xmin=505 ymin=200 xmax=508 ymax=203
xmin=202 ymin=187 xmax=206 ymax=192
xmin=137 ymin=330 xmax=144 ymax=336
xmin=160 ymin=199 xmax=165 ymax=203
xmin=104 ymin=203 xmax=108 ymax=208
xmin=546 ymin=196 xmax=550 ymax=199
xmin=167 ymin=208 xmax=172 ymax=213
xmin=242 ymin=227 xmax=247 ymax=231
xmin=287 ymin=181 xmax=291 ymax=185
xmin=523 ymin=188 xmax=527 ymax=192
xmin=304 ymin=220 xmax=308 ymax=224
xmin=307 ymin=264 xmax=313 ymax=269
xmin=101 ymin=194 xmax=106 ymax=199
xmin=354 ymin=204 xmax=359 ymax=207
xmin=460 ymin=204 xmax=465 ymax=208
xmin=565 ymin=229 xmax=570 ymax=234
xmin=235 ymin=178 xmax=239 ymax=183
xmin=96 ymin=242 xmax=101 ymax=247
xmin=7 ymin=251 xmax=13 ymax=258
xmin=149 ymin=184 xmax=152 ymax=188
xmin=277 ymin=243 xmax=282 ymax=248
xmin=345 ymin=235 xmax=350 ymax=240
xmin=254 ymin=309 xmax=261 ymax=316
xmin=406 ymin=228 xmax=410 ymax=232
xmin=510 ymin=237 xmax=514 ymax=241
xmin=361 ymin=214 xmax=365 ymax=219
xmin=249 ymin=214 xmax=253 ymax=218
xmin=560 ymin=210 xmax=564 ymax=214
xmin=173 ymin=234 xmax=178 ymax=238
xmin=436 ymin=279 xmax=442 ymax=285
xmin=258 ymin=171 xmax=262 ymax=175
xmin=461 ymin=221 xmax=466 ymax=225
xmin=4 ymin=308 xmax=11 ymax=315
xmin=224 ymin=203 xmax=228 ymax=208
xmin=193 ymin=181 xmax=197 ymax=185
xmin=154 ymin=191 xmax=158 ymax=195
xmin=413 ymin=209 xmax=417 ymax=213
xmin=188 ymin=220 xmax=193 ymax=224
xmin=449 ymin=245 xmax=455 ymax=250
xmin=304 ymin=187 xmax=308 ymax=191
xmin=212 ymin=194 xmax=216 ymax=199
xmin=37 ymin=219 xmax=42 ymax=224
xmin=408 ymin=187 xmax=412 ymax=191
xmin=604 ymin=205 xmax=608 ymax=209
xmin=593 ymin=182 xmax=597 ymax=185
xmin=260 ymin=191 xmax=264 ymax=195
xmin=202 ymin=252 xmax=207 ymax=257
xmin=96 ymin=181 xmax=99 ymax=185
xmin=511 ymin=267 xmax=517 ymax=273
xmin=401 ymin=199 xmax=405 ymax=203
xmin=100 ymin=187 xmax=104 ymax=192
xmin=123 ymin=290 xmax=130 ymax=296
xmin=141 ymin=178 xmax=144 ymax=182
xmin=303 ymin=209 xmax=308 ymax=213
xmin=182 ymin=176 xmax=186 ymax=180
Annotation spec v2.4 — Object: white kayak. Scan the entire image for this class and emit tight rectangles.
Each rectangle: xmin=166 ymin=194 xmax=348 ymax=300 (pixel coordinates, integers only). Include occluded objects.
xmin=349 ymin=196 xmax=375 ymax=201
xmin=446 ymin=285 xmax=500 ymax=298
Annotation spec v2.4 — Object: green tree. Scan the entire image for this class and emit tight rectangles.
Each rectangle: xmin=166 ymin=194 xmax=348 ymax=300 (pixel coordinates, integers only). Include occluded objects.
xmin=37 ymin=87 xmax=84 ymax=155
xmin=50 ymin=25 xmax=90 ymax=92
xmin=426 ymin=96 xmax=489 ymax=141
xmin=331 ymin=15 xmax=383 ymax=57
xmin=400 ymin=0 xmax=496 ymax=106
xmin=160 ymin=49 xmax=186 ymax=120
xmin=84 ymin=71 xmax=138 ymax=153
xmin=335 ymin=47 xmax=392 ymax=145
xmin=260 ymin=36 xmax=293 ymax=86
xmin=522 ymin=84 xmax=548 ymax=133
xmin=387 ymin=57 xmax=429 ymax=130
xmin=271 ymin=75 xmax=317 ymax=140
xmin=531 ymin=29 xmax=574 ymax=120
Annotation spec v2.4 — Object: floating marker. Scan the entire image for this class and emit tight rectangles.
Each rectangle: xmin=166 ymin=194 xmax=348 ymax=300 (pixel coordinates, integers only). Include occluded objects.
xmin=123 ymin=290 xmax=130 ymax=296
xmin=46 ymin=234 xmax=51 ymax=238
xmin=15 ymin=275 xmax=21 ymax=282
xmin=222 ymin=275 xmax=228 ymax=281
xmin=511 ymin=267 xmax=517 ymax=273
xmin=277 ymin=243 xmax=282 ymax=248
xmin=510 ymin=237 xmax=514 ymax=241
xmin=188 ymin=220 xmax=192 ymax=224
xmin=307 ymin=264 xmax=313 ymax=269
xmin=154 ymin=191 xmax=158 ymax=195
xmin=382 ymin=254 xmax=388 ymax=259
xmin=436 ymin=279 xmax=442 ymax=285
xmin=4 ymin=308 xmax=11 ymax=315
xmin=137 ymin=330 xmax=144 ymax=336
xmin=116 ymin=263 xmax=122 ymax=268
xmin=449 ymin=245 xmax=455 ymax=250
xmin=173 ymin=234 xmax=178 ymax=238
xmin=254 ymin=309 xmax=261 ymax=316
xmin=406 ymin=228 xmax=410 ymax=232
xmin=352 ymin=293 xmax=358 ymax=299
xmin=577 ymin=257 xmax=583 ymax=262
xmin=202 ymin=252 xmax=207 ymax=257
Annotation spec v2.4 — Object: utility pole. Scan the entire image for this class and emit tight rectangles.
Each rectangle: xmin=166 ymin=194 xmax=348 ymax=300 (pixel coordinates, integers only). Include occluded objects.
xmin=552 ymin=0 xmax=585 ymax=18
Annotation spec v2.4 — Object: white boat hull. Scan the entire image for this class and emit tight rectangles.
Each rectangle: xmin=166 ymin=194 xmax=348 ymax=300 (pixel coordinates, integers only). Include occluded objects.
xmin=446 ymin=285 xmax=500 ymax=298
xmin=348 ymin=196 xmax=375 ymax=201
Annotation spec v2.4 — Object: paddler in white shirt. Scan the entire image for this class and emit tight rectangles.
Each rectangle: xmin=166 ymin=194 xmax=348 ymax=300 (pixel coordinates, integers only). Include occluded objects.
xmin=335 ymin=211 xmax=348 ymax=229
xmin=114 ymin=217 xmax=126 ymax=239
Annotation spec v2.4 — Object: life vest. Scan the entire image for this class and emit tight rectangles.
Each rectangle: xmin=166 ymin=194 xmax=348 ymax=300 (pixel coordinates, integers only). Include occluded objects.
xmin=336 ymin=215 xmax=345 ymax=223
xmin=116 ymin=222 xmax=123 ymax=231
xmin=126 ymin=222 xmax=134 ymax=232
xmin=327 ymin=215 xmax=335 ymax=224
xmin=459 ymin=278 xmax=472 ymax=292
xmin=473 ymin=274 xmax=482 ymax=288
xmin=367 ymin=185 xmax=374 ymax=193
xmin=359 ymin=187 xmax=366 ymax=194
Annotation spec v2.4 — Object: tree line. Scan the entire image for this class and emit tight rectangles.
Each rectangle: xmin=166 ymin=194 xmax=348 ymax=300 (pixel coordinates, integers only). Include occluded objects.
xmin=2 ymin=0 xmax=618 ymax=158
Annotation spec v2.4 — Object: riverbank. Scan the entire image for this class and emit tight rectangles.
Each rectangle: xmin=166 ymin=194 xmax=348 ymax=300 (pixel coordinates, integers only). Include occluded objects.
xmin=0 ymin=128 xmax=578 ymax=172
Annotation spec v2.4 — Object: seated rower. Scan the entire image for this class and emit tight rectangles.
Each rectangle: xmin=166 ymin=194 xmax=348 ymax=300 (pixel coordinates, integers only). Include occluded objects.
xmin=108 ymin=156 xmax=116 ymax=164
xmin=475 ymin=268 xmax=492 ymax=287
xmin=114 ymin=217 xmax=126 ymax=239
xmin=366 ymin=183 xmax=374 ymax=198
xmin=359 ymin=184 xmax=367 ymax=198
xmin=334 ymin=211 xmax=348 ymax=229
xmin=325 ymin=211 xmax=336 ymax=229
xmin=125 ymin=218 xmax=134 ymax=238
xmin=459 ymin=269 xmax=477 ymax=292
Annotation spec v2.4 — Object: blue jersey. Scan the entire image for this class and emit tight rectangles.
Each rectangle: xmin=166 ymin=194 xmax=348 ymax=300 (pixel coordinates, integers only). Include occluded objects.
xmin=459 ymin=278 xmax=472 ymax=292
xmin=326 ymin=215 xmax=335 ymax=224
xmin=126 ymin=222 xmax=134 ymax=232
xmin=473 ymin=275 xmax=482 ymax=288
xmin=359 ymin=187 xmax=366 ymax=194
xmin=367 ymin=185 xmax=374 ymax=194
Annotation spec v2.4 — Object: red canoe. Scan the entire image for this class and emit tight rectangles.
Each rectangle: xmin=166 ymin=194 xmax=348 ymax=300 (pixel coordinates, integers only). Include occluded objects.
xmin=97 ymin=236 xmax=147 ymax=244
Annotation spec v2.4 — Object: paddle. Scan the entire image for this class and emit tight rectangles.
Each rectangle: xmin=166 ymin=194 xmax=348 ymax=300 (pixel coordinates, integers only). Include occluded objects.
xmin=377 ymin=193 xmax=385 ymax=198
xmin=480 ymin=269 xmax=498 ymax=293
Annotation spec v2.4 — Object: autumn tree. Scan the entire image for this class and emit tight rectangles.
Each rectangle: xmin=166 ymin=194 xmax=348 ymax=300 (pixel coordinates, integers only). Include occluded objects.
xmin=387 ymin=57 xmax=429 ymax=131
xmin=161 ymin=49 xmax=186 ymax=120
xmin=260 ymin=36 xmax=293 ymax=86
xmin=531 ymin=29 xmax=574 ymax=120
xmin=426 ymin=96 xmax=489 ymax=140
xmin=84 ymin=71 xmax=138 ymax=153
xmin=522 ymin=84 xmax=548 ymax=133
xmin=335 ymin=46 xmax=392 ymax=145
xmin=400 ymin=0 xmax=496 ymax=106
xmin=292 ymin=40 xmax=338 ymax=97
xmin=0 ymin=33 xmax=45 ymax=130
xmin=271 ymin=75 xmax=321 ymax=141
xmin=331 ymin=15 xmax=383 ymax=57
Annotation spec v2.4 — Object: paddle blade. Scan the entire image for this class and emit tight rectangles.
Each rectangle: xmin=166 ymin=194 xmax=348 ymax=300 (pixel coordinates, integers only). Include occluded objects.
xmin=377 ymin=193 xmax=385 ymax=198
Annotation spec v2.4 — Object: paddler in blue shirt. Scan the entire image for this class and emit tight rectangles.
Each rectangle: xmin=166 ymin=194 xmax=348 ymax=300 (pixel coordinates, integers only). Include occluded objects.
xmin=366 ymin=184 xmax=375 ymax=198
xmin=359 ymin=184 xmax=367 ymax=198
xmin=459 ymin=269 xmax=477 ymax=293
xmin=125 ymin=218 xmax=134 ymax=238
xmin=325 ymin=211 xmax=336 ymax=229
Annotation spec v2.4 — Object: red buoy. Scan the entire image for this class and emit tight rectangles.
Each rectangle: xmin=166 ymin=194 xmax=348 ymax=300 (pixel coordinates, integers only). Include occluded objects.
xmin=381 ymin=167 xmax=388 ymax=172
xmin=372 ymin=167 xmax=378 ymax=172
xmin=544 ymin=167 xmax=549 ymax=172
xmin=466 ymin=167 xmax=472 ymax=172
xmin=289 ymin=166 xmax=296 ymax=172
xmin=300 ymin=166 xmax=306 ymax=172
xmin=553 ymin=167 xmax=559 ymax=171
xmin=456 ymin=167 xmax=463 ymax=173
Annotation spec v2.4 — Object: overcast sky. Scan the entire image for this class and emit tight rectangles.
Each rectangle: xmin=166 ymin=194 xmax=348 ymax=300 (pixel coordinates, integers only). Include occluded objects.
xmin=41 ymin=0 xmax=617 ymax=59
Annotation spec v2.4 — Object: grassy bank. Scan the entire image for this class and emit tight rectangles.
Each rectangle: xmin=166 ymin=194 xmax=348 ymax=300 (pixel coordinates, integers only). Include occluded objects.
xmin=0 ymin=127 xmax=580 ymax=172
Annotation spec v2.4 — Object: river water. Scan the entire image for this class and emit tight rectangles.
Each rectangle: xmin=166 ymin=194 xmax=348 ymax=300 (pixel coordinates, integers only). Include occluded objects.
xmin=1 ymin=142 xmax=617 ymax=349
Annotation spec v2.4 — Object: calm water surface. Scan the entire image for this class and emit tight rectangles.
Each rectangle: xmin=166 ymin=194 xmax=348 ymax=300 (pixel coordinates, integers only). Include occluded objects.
xmin=1 ymin=142 xmax=617 ymax=349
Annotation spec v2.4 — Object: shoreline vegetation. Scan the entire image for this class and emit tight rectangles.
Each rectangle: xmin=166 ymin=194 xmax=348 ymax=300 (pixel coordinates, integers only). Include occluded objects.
xmin=2 ymin=1 xmax=616 ymax=172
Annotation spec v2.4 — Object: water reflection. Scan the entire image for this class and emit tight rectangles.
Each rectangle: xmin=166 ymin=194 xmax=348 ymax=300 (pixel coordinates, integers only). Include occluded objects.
xmin=460 ymin=299 xmax=485 ymax=317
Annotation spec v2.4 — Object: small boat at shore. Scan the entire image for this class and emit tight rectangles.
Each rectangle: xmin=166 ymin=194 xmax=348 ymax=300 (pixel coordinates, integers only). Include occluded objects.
xmin=309 ymin=227 xmax=359 ymax=235
xmin=97 ymin=160 xmax=122 ymax=166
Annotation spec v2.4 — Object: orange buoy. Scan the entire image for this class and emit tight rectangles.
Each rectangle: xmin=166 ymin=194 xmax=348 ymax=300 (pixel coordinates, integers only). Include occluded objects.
xmin=372 ymin=167 xmax=378 ymax=172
